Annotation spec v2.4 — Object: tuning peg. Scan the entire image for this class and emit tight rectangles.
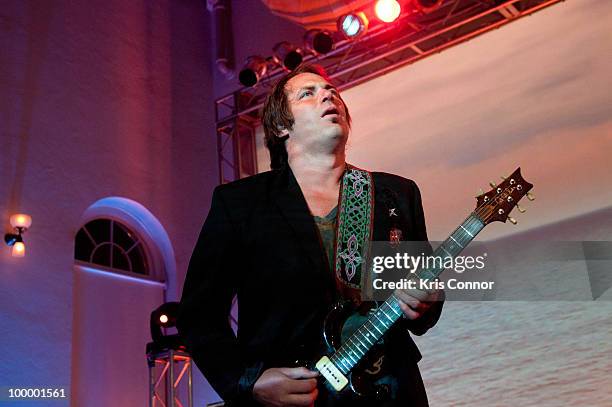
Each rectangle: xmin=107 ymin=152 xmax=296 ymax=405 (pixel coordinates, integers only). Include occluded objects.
xmin=508 ymin=217 xmax=517 ymax=225
xmin=489 ymin=182 xmax=497 ymax=188
xmin=500 ymin=176 xmax=507 ymax=180
xmin=476 ymin=188 xmax=484 ymax=197
xmin=516 ymin=204 xmax=526 ymax=213
xmin=526 ymin=192 xmax=535 ymax=201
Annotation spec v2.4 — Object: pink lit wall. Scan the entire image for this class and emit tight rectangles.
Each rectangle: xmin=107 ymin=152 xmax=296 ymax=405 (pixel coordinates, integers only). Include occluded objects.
xmin=1 ymin=1 xmax=218 ymax=405
xmin=0 ymin=0 xmax=309 ymax=405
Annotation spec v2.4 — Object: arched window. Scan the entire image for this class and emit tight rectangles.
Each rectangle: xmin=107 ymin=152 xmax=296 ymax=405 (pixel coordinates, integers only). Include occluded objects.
xmin=75 ymin=197 xmax=177 ymax=299
xmin=75 ymin=218 xmax=153 ymax=279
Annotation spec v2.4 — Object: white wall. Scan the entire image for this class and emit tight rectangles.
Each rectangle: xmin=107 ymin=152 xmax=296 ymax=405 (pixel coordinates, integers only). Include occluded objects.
xmin=342 ymin=0 xmax=612 ymax=241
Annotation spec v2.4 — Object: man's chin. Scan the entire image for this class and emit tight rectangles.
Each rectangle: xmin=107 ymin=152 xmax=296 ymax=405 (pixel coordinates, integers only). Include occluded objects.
xmin=324 ymin=121 xmax=349 ymax=134
xmin=328 ymin=133 xmax=350 ymax=149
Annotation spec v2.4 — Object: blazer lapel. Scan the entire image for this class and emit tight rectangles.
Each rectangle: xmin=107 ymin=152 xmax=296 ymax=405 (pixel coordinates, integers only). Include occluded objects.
xmin=373 ymin=186 xmax=393 ymax=241
xmin=270 ymin=166 xmax=331 ymax=276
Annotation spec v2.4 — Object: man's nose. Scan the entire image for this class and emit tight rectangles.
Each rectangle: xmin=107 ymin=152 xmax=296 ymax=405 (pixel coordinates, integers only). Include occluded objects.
xmin=320 ymin=88 xmax=334 ymax=104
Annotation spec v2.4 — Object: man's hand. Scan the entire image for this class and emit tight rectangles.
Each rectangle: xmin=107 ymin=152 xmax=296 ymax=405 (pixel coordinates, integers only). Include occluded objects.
xmin=395 ymin=286 xmax=443 ymax=320
xmin=253 ymin=367 xmax=319 ymax=407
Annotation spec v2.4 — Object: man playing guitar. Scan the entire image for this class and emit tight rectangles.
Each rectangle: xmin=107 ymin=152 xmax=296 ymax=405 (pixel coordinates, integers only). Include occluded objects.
xmin=178 ymin=64 xmax=444 ymax=407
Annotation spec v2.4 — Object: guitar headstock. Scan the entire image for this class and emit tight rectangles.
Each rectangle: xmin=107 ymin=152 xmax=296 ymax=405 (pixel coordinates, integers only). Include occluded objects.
xmin=475 ymin=167 xmax=534 ymax=225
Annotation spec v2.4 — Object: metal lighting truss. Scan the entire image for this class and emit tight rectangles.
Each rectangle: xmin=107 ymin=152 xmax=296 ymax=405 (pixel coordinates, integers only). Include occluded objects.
xmin=148 ymin=349 xmax=193 ymax=407
xmin=215 ymin=0 xmax=564 ymax=183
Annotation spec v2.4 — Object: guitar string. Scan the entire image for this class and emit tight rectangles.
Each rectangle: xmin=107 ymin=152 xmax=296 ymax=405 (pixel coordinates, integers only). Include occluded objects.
xmin=329 ymin=184 xmax=524 ymax=371
xmin=330 ymin=214 xmax=487 ymax=372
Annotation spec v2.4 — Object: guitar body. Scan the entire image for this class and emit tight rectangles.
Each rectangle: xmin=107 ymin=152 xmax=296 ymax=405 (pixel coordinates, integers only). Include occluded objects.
xmin=316 ymin=301 xmax=396 ymax=403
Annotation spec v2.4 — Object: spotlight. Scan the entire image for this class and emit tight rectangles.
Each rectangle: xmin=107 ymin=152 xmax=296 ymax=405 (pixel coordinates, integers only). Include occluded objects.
xmin=273 ymin=42 xmax=303 ymax=71
xmin=337 ymin=12 xmax=369 ymax=39
xmin=304 ymin=29 xmax=334 ymax=55
xmin=148 ymin=302 xmax=184 ymax=352
xmin=238 ymin=56 xmax=268 ymax=87
xmin=412 ymin=0 xmax=443 ymax=13
xmin=375 ymin=0 xmax=401 ymax=23
xmin=5 ymin=213 xmax=32 ymax=258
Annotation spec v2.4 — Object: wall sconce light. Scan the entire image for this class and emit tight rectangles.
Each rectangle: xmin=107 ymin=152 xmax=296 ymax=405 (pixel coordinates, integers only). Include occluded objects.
xmin=5 ymin=214 xmax=32 ymax=258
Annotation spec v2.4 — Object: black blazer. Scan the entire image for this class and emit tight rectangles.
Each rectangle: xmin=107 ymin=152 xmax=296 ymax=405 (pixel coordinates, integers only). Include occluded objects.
xmin=177 ymin=165 xmax=444 ymax=406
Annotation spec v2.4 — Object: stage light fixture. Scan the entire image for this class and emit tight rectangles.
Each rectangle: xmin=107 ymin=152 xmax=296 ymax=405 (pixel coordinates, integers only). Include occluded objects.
xmin=273 ymin=42 xmax=303 ymax=71
xmin=304 ymin=29 xmax=334 ymax=55
xmin=375 ymin=0 xmax=401 ymax=23
xmin=239 ymin=56 xmax=268 ymax=87
xmin=337 ymin=12 xmax=369 ymax=39
xmin=148 ymin=302 xmax=184 ymax=352
xmin=413 ymin=0 xmax=443 ymax=13
xmin=5 ymin=213 xmax=32 ymax=258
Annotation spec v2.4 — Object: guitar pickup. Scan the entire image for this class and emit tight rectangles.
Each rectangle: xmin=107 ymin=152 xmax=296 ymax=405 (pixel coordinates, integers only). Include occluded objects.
xmin=315 ymin=356 xmax=348 ymax=392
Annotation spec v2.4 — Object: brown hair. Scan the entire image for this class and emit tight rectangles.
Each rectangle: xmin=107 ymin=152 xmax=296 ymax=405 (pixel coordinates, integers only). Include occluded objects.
xmin=261 ymin=64 xmax=352 ymax=169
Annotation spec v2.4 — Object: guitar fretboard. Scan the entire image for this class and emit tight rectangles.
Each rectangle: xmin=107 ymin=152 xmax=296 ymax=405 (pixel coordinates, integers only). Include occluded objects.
xmin=329 ymin=213 xmax=485 ymax=374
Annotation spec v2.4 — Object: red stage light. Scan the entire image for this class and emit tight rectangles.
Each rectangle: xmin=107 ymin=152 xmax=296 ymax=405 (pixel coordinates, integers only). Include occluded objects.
xmin=374 ymin=0 xmax=402 ymax=23
xmin=375 ymin=0 xmax=401 ymax=23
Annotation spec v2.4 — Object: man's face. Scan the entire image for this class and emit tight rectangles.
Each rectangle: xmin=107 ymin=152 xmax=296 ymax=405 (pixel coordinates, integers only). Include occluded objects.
xmin=283 ymin=72 xmax=350 ymax=155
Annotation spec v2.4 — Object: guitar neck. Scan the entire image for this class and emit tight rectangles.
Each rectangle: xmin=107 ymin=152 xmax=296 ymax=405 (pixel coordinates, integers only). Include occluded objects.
xmin=329 ymin=213 xmax=485 ymax=374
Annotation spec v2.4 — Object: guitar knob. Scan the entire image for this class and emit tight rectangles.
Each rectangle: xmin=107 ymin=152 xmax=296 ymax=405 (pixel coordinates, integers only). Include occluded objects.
xmin=526 ymin=192 xmax=535 ymax=201
xmin=508 ymin=217 xmax=517 ymax=225
xmin=489 ymin=182 xmax=497 ymax=188
xmin=374 ymin=384 xmax=391 ymax=401
xmin=475 ymin=188 xmax=484 ymax=197
xmin=516 ymin=204 xmax=526 ymax=213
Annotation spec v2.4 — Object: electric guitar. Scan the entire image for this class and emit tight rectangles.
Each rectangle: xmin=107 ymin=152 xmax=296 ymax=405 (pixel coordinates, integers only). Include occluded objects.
xmin=311 ymin=167 xmax=534 ymax=402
